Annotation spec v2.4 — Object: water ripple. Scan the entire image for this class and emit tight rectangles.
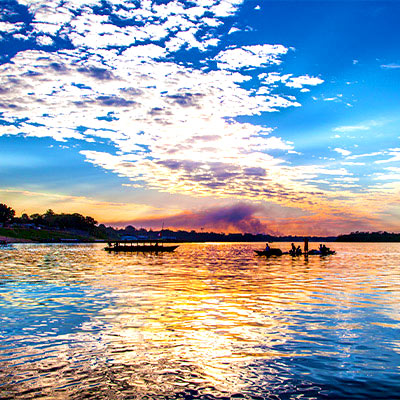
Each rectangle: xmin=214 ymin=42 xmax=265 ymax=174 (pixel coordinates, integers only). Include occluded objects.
xmin=0 ymin=242 xmax=399 ymax=399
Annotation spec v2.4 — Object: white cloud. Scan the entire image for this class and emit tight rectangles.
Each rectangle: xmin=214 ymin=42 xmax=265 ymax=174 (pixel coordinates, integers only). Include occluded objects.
xmin=381 ymin=63 xmax=400 ymax=69
xmin=0 ymin=21 xmax=26 ymax=34
xmin=341 ymin=162 xmax=365 ymax=166
xmin=259 ymin=136 xmax=294 ymax=151
xmin=285 ymin=75 xmax=324 ymax=89
xmin=333 ymin=177 xmax=359 ymax=182
xmin=36 ymin=35 xmax=54 ymax=46
xmin=374 ymin=149 xmax=400 ymax=164
xmin=347 ymin=151 xmax=385 ymax=160
xmin=333 ymin=124 xmax=371 ymax=133
xmin=215 ymin=44 xmax=288 ymax=70
xmin=15 ymin=0 xmax=247 ymax=54
xmin=373 ymin=167 xmax=400 ymax=181
xmin=228 ymin=27 xmax=240 ymax=34
xmin=259 ymin=72 xmax=291 ymax=85
xmin=324 ymin=97 xmax=339 ymax=102
xmin=334 ymin=148 xmax=352 ymax=156
xmin=210 ymin=0 xmax=244 ymax=17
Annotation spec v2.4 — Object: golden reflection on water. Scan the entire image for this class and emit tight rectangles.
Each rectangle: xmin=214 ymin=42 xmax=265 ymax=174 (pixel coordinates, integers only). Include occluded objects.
xmin=0 ymin=242 xmax=400 ymax=398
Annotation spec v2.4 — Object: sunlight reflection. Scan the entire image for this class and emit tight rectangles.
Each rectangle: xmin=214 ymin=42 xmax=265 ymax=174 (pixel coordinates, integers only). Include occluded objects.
xmin=1 ymin=243 xmax=400 ymax=398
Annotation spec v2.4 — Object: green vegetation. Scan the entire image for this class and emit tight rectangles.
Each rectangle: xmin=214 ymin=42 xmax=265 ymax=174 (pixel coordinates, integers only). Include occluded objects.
xmin=21 ymin=209 xmax=98 ymax=232
xmin=0 ymin=204 xmax=110 ymax=242
xmin=0 ymin=227 xmax=97 ymax=242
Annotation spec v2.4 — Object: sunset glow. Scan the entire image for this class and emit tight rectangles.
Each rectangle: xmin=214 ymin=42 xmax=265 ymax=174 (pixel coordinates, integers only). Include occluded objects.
xmin=1 ymin=0 xmax=399 ymax=235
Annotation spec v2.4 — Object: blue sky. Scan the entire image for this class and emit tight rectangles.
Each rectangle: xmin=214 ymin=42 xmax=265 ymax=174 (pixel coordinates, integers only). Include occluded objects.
xmin=0 ymin=0 xmax=399 ymax=235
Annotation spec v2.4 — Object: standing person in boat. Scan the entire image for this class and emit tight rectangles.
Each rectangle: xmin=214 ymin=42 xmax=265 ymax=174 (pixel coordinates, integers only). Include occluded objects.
xmin=290 ymin=243 xmax=296 ymax=256
xmin=265 ymin=243 xmax=270 ymax=252
xmin=304 ymin=238 xmax=309 ymax=254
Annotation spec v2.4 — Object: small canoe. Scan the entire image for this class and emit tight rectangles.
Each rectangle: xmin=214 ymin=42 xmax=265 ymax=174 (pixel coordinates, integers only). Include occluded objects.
xmin=307 ymin=249 xmax=336 ymax=255
xmin=254 ymin=249 xmax=283 ymax=256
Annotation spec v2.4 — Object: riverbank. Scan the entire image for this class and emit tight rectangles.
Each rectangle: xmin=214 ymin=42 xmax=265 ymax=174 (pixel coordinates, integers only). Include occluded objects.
xmin=0 ymin=235 xmax=32 ymax=243
xmin=0 ymin=227 xmax=99 ymax=243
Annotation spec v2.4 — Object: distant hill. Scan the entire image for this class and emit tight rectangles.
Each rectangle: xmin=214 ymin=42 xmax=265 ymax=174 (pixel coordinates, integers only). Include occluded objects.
xmin=336 ymin=231 xmax=400 ymax=242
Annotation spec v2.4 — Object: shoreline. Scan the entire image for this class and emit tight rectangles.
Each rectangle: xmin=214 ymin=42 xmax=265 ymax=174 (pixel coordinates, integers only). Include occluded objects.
xmin=2 ymin=237 xmax=400 ymax=244
xmin=0 ymin=235 xmax=33 ymax=243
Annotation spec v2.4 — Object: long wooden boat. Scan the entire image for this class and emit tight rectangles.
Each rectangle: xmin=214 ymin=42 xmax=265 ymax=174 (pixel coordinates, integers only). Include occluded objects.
xmin=104 ymin=240 xmax=179 ymax=252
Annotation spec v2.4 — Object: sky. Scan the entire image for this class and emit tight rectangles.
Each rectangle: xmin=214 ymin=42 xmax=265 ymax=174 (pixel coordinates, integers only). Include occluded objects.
xmin=0 ymin=0 xmax=399 ymax=236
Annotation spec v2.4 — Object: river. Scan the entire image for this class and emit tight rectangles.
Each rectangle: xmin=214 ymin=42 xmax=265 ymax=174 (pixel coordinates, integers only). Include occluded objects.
xmin=0 ymin=242 xmax=399 ymax=399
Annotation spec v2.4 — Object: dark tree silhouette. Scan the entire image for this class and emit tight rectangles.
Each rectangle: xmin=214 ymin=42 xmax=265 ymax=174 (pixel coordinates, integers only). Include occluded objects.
xmin=0 ymin=203 xmax=15 ymax=226
xmin=336 ymin=231 xmax=400 ymax=242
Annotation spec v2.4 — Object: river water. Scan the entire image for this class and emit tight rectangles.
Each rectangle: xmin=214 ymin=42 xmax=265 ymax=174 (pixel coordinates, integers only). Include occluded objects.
xmin=0 ymin=242 xmax=399 ymax=399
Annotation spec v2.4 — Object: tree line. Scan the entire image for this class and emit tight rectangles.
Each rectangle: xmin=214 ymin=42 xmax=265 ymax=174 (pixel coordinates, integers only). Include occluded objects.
xmin=336 ymin=231 xmax=400 ymax=242
xmin=1 ymin=202 xmax=336 ymax=242
xmin=0 ymin=203 xmax=97 ymax=233
xmin=3 ymin=203 xmax=399 ymax=242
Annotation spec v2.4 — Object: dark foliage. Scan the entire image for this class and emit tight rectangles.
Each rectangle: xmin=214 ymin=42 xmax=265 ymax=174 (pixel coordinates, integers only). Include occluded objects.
xmin=336 ymin=231 xmax=400 ymax=242
xmin=26 ymin=209 xmax=98 ymax=233
xmin=0 ymin=203 xmax=15 ymax=225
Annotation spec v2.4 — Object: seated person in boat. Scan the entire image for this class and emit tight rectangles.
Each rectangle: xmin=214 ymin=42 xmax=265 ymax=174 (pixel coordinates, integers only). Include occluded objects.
xmin=319 ymin=244 xmax=330 ymax=254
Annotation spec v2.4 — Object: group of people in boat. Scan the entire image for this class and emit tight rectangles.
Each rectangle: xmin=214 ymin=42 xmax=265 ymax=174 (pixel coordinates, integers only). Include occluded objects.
xmin=264 ymin=240 xmax=334 ymax=256
xmin=289 ymin=243 xmax=302 ymax=256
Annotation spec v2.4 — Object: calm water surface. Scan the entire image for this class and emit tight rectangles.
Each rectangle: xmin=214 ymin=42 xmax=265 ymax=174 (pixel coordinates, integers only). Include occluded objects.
xmin=0 ymin=242 xmax=399 ymax=399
